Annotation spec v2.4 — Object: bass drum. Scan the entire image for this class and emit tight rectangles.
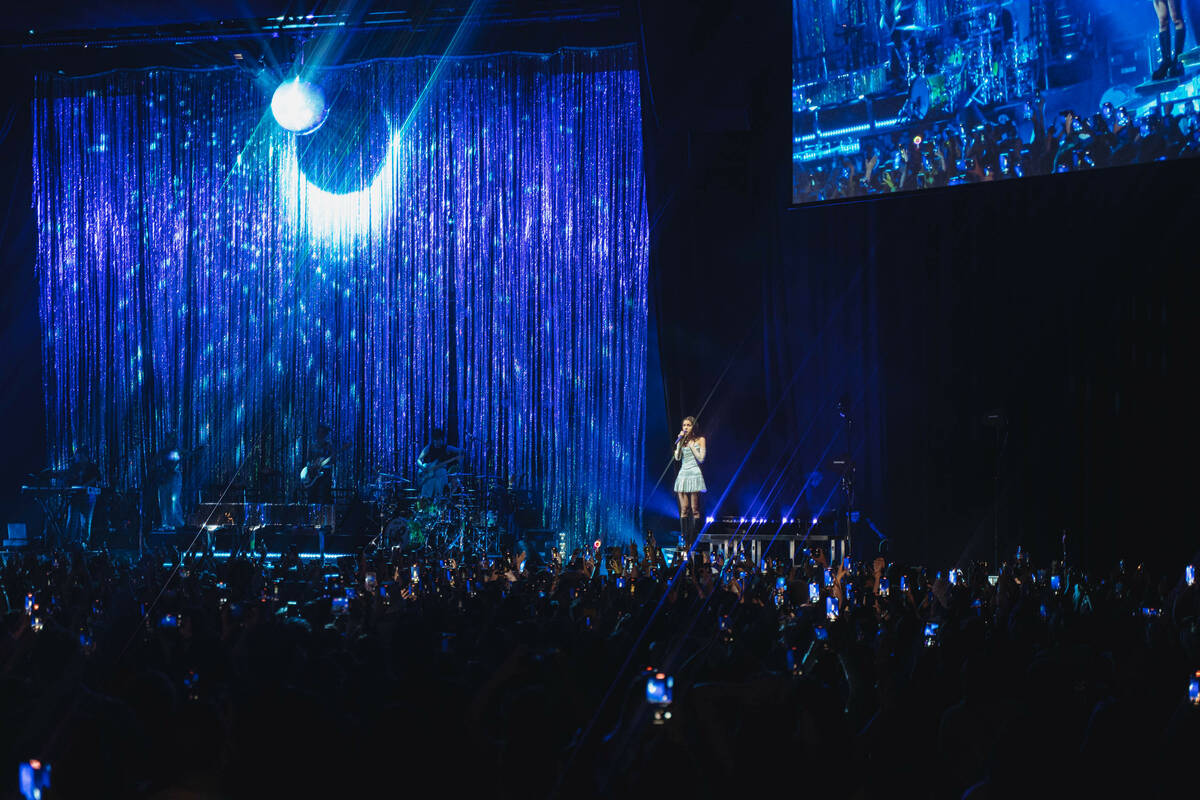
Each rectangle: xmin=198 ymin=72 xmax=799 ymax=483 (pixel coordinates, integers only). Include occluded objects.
xmin=908 ymin=74 xmax=949 ymax=119
xmin=385 ymin=516 xmax=425 ymax=550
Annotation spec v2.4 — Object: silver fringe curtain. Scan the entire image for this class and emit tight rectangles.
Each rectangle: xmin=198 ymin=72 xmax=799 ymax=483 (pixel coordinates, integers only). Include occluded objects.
xmin=33 ymin=46 xmax=648 ymax=543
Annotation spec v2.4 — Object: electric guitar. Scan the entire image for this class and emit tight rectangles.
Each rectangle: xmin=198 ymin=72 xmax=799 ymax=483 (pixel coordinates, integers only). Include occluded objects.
xmin=416 ymin=452 xmax=462 ymax=494
xmin=299 ymin=443 xmax=352 ymax=489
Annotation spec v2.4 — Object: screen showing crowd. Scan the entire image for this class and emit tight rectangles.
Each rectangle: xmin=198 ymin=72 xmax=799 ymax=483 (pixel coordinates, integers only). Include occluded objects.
xmin=792 ymin=0 xmax=1200 ymax=203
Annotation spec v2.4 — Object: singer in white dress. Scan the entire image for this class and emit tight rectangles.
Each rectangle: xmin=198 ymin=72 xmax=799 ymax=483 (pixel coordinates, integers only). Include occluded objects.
xmin=673 ymin=416 xmax=707 ymax=547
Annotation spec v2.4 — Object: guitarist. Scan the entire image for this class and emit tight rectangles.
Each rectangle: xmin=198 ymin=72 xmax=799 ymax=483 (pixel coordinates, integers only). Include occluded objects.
xmin=416 ymin=427 xmax=462 ymax=498
xmin=302 ymin=424 xmax=335 ymax=504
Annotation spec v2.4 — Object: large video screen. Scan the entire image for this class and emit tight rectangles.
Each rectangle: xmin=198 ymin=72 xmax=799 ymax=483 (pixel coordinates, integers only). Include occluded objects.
xmin=792 ymin=0 xmax=1200 ymax=203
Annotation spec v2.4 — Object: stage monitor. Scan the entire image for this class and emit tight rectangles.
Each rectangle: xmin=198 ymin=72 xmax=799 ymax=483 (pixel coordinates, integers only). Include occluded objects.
xmin=791 ymin=0 xmax=1200 ymax=204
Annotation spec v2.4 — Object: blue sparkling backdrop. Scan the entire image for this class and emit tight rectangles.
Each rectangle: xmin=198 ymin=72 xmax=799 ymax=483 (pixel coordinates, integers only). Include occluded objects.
xmin=33 ymin=46 xmax=648 ymax=542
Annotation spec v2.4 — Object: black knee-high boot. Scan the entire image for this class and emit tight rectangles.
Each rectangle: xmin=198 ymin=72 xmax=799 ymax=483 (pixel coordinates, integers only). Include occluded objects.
xmin=1154 ymin=29 xmax=1173 ymax=79
xmin=679 ymin=515 xmax=692 ymax=547
xmin=1175 ymin=23 xmax=1188 ymax=63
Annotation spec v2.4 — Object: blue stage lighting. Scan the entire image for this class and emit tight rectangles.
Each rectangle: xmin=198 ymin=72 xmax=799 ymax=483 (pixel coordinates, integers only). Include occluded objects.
xmin=271 ymin=78 xmax=328 ymax=134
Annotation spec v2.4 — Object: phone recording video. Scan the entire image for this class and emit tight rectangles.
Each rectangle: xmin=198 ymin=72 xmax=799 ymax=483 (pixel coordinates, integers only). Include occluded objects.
xmin=1050 ymin=575 xmax=1062 ymax=591
xmin=646 ymin=672 xmax=674 ymax=705
xmin=809 ymin=581 xmax=820 ymax=603
xmin=159 ymin=613 xmax=179 ymax=628
xmin=923 ymin=621 xmax=940 ymax=647
xmin=331 ymin=597 xmax=349 ymax=616
xmin=1187 ymin=565 xmax=1195 ymax=587
xmin=879 ymin=577 xmax=890 ymax=597
xmin=1189 ymin=671 xmax=1200 ymax=706
xmin=19 ymin=759 xmax=50 ymax=800
xmin=786 ymin=646 xmax=802 ymax=675
xmin=825 ymin=596 xmax=839 ymax=621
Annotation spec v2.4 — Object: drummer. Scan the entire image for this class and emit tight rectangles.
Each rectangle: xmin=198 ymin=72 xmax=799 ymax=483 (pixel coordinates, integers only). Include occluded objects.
xmin=416 ymin=427 xmax=463 ymax=498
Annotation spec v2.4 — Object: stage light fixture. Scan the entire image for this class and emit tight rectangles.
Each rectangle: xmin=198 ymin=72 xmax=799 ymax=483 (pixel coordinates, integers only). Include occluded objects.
xmin=271 ymin=77 xmax=328 ymax=134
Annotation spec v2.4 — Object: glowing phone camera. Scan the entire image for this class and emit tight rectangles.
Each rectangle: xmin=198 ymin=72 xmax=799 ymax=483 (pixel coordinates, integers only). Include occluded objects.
xmin=646 ymin=672 xmax=674 ymax=705
xmin=923 ymin=621 xmax=940 ymax=647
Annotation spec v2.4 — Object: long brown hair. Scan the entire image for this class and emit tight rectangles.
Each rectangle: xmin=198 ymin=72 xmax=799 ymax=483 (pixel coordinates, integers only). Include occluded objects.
xmin=681 ymin=415 xmax=699 ymax=445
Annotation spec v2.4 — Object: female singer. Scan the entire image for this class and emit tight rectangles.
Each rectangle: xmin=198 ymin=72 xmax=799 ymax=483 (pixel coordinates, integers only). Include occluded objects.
xmin=673 ymin=416 xmax=707 ymax=546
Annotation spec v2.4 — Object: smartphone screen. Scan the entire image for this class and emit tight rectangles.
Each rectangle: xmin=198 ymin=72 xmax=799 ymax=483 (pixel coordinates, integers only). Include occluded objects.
xmin=331 ymin=597 xmax=349 ymax=616
xmin=814 ymin=625 xmax=828 ymax=641
xmin=900 ymin=575 xmax=909 ymax=592
xmin=823 ymin=568 xmax=833 ymax=587
xmin=879 ymin=577 xmax=889 ymax=597
xmin=646 ymin=673 xmax=674 ymax=705
xmin=808 ymin=582 xmax=820 ymax=603
xmin=1187 ymin=565 xmax=1195 ymax=587
xmin=410 ymin=565 xmax=419 ymax=584
xmin=19 ymin=760 xmax=51 ymax=800
xmin=775 ymin=576 xmax=787 ymax=592
xmin=1050 ymin=575 xmax=1061 ymax=591
xmin=825 ymin=596 xmax=839 ymax=621
xmin=1189 ymin=671 xmax=1200 ymax=706
xmin=948 ymin=570 xmax=957 ymax=586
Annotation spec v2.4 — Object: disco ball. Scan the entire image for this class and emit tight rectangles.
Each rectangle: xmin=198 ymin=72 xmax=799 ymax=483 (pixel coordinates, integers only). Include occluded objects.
xmin=270 ymin=78 xmax=328 ymax=135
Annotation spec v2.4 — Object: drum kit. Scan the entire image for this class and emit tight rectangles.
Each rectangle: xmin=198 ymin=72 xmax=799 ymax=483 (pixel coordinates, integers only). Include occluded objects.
xmin=363 ymin=469 xmax=515 ymax=556
xmin=901 ymin=9 xmax=1040 ymax=120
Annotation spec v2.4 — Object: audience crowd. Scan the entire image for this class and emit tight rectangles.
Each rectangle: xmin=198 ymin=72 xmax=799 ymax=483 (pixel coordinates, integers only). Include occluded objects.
xmin=794 ymin=96 xmax=1200 ymax=201
xmin=2 ymin=536 xmax=1199 ymax=799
